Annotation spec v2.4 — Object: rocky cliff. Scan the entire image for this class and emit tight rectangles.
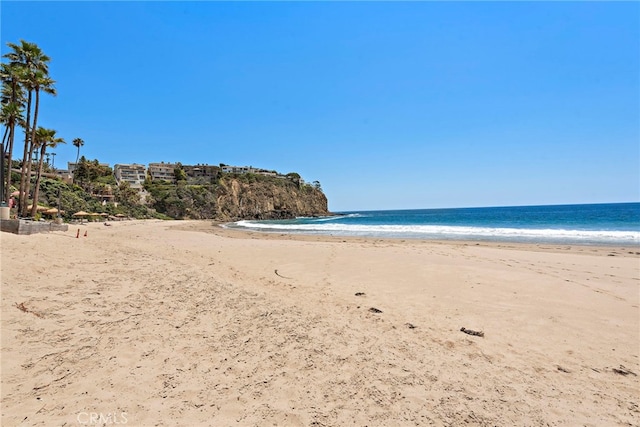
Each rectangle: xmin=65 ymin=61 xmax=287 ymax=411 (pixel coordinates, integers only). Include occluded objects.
xmin=215 ymin=176 xmax=329 ymax=221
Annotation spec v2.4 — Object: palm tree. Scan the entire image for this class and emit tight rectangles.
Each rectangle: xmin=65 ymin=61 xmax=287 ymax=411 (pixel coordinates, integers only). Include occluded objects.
xmin=73 ymin=137 xmax=84 ymax=176
xmin=73 ymin=137 xmax=84 ymax=164
xmin=4 ymin=40 xmax=55 ymax=217
xmin=14 ymin=67 xmax=33 ymax=217
xmin=0 ymin=101 xmax=24 ymax=201
xmin=0 ymin=62 xmax=26 ymax=203
xmin=22 ymin=71 xmax=56 ymax=215
xmin=30 ymin=127 xmax=64 ymax=217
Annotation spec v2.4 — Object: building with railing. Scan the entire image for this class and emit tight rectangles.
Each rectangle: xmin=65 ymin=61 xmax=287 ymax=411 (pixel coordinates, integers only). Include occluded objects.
xmin=182 ymin=164 xmax=220 ymax=183
xmin=114 ymin=163 xmax=147 ymax=189
xmin=220 ymin=165 xmax=254 ymax=174
xmin=219 ymin=165 xmax=279 ymax=177
xmin=148 ymin=162 xmax=176 ymax=183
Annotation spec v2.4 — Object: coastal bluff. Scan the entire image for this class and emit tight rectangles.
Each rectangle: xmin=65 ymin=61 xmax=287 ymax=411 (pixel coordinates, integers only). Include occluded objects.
xmin=213 ymin=176 xmax=329 ymax=221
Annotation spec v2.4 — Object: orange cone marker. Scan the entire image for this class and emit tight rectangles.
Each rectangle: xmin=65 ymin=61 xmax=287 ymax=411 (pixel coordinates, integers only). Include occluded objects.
xmin=84 ymin=231 xmax=88 ymax=237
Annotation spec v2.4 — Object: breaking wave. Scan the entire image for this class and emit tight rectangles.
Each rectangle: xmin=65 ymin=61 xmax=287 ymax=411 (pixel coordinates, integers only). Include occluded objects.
xmin=227 ymin=221 xmax=640 ymax=245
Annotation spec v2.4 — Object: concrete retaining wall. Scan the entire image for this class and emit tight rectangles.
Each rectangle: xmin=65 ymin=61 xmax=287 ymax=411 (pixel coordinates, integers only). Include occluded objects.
xmin=1 ymin=219 xmax=69 ymax=235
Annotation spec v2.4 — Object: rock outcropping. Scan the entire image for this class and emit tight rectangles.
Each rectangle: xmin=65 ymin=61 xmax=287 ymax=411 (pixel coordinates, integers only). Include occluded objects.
xmin=215 ymin=177 xmax=329 ymax=221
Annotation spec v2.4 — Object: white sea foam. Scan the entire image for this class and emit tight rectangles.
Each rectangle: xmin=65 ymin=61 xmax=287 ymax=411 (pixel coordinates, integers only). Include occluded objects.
xmin=300 ymin=214 xmax=359 ymax=222
xmin=228 ymin=221 xmax=640 ymax=245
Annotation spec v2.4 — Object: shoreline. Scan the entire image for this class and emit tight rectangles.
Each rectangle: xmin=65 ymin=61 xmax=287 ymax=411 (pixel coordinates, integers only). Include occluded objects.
xmin=2 ymin=219 xmax=639 ymax=426
xmin=218 ymin=221 xmax=640 ymax=250
xmin=188 ymin=220 xmax=640 ymax=258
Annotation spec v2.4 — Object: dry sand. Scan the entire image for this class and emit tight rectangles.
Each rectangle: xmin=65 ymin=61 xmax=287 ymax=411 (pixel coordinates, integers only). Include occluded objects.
xmin=1 ymin=220 xmax=638 ymax=426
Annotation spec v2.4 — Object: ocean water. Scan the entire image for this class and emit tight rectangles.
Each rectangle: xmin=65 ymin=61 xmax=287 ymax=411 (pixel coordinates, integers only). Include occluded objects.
xmin=226 ymin=203 xmax=640 ymax=246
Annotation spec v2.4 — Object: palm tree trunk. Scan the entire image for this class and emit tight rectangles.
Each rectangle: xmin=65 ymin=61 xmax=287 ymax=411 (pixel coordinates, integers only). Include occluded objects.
xmin=1 ymin=126 xmax=8 ymax=204
xmin=74 ymin=148 xmax=80 ymax=186
xmin=18 ymin=90 xmax=32 ymax=217
xmin=5 ymin=119 xmax=15 ymax=203
xmin=1 ymin=126 xmax=8 ymax=148
xmin=23 ymin=88 xmax=40 ymax=217
xmin=30 ymin=143 xmax=46 ymax=217
xmin=4 ymin=79 xmax=19 ymax=203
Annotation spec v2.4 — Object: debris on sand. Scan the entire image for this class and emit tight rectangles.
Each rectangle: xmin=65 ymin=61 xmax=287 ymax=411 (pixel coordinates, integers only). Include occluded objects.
xmin=15 ymin=302 xmax=43 ymax=318
xmin=274 ymin=269 xmax=292 ymax=279
xmin=612 ymin=366 xmax=637 ymax=376
xmin=460 ymin=327 xmax=484 ymax=338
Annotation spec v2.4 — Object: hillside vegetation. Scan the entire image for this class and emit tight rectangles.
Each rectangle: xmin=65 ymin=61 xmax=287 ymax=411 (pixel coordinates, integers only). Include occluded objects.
xmin=20 ymin=161 xmax=329 ymax=221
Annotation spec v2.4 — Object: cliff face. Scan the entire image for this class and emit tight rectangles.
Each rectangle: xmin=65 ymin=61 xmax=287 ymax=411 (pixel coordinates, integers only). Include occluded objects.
xmin=215 ymin=177 xmax=329 ymax=221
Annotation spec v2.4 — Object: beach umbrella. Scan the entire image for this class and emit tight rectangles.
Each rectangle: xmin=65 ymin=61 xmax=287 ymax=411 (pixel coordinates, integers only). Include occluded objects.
xmin=27 ymin=204 xmax=49 ymax=212
xmin=72 ymin=210 xmax=90 ymax=223
xmin=87 ymin=212 xmax=101 ymax=222
xmin=43 ymin=208 xmax=64 ymax=215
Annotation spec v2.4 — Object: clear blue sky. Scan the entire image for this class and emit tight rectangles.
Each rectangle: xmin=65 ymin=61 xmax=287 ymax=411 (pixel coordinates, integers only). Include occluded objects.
xmin=1 ymin=1 xmax=638 ymax=212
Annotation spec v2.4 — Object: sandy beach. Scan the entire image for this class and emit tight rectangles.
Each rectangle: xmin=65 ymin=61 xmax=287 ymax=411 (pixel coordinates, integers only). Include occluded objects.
xmin=1 ymin=220 xmax=638 ymax=426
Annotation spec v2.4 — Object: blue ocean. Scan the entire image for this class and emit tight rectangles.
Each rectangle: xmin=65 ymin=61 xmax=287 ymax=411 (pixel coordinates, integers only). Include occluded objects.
xmin=226 ymin=203 xmax=640 ymax=246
